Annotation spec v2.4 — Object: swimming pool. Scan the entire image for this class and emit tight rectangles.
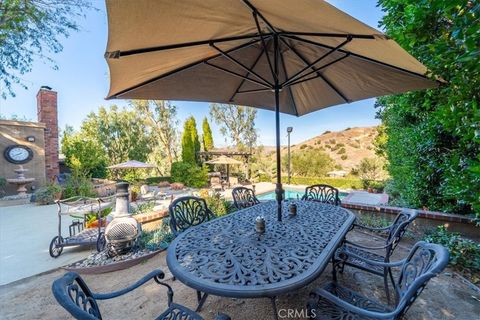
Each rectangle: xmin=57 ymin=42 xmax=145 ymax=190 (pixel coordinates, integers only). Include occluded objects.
xmin=256 ymin=189 xmax=348 ymax=200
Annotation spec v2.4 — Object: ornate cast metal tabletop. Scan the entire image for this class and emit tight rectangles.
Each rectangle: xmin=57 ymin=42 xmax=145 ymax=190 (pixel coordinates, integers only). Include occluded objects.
xmin=167 ymin=200 xmax=355 ymax=303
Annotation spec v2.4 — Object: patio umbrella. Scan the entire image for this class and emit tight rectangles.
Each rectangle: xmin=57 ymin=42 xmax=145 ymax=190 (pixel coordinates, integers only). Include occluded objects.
xmin=104 ymin=0 xmax=438 ymax=221
xmin=205 ymin=155 xmax=243 ymax=182
xmin=107 ymin=160 xmax=156 ymax=170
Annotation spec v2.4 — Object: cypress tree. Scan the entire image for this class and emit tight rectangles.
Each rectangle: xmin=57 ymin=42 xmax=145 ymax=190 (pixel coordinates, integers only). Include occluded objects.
xmin=181 ymin=118 xmax=195 ymax=164
xmin=202 ymin=117 xmax=214 ymax=152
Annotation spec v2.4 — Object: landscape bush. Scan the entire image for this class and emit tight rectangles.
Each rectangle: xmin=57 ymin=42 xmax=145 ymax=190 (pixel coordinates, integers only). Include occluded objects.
xmin=35 ymin=183 xmax=62 ymax=205
xmin=138 ymin=219 xmax=174 ymax=251
xmin=423 ymin=226 xmax=480 ymax=282
xmin=144 ymin=176 xmax=172 ymax=185
xmin=170 ymin=161 xmax=208 ymax=188
xmin=63 ymin=173 xmax=96 ymax=199
xmin=286 ymin=149 xmax=335 ymax=177
xmin=340 ymin=154 xmax=348 ymax=160
xmin=337 ymin=147 xmax=346 ymax=154
xmin=199 ymin=189 xmax=231 ymax=217
xmin=281 ymin=176 xmax=362 ymax=189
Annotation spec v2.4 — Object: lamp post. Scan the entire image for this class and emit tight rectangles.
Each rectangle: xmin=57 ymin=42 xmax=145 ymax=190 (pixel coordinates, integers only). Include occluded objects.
xmin=287 ymin=127 xmax=293 ymax=185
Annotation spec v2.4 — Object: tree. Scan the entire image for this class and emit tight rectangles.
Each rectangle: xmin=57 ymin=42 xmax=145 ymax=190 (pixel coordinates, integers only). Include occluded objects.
xmin=376 ymin=0 xmax=479 ymax=215
xmin=287 ymin=149 xmax=335 ymax=177
xmin=209 ymin=103 xmax=258 ymax=151
xmin=0 ymin=0 xmax=93 ymax=98
xmin=61 ymin=126 xmax=107 ymax=178
xmin=81 ymin=105 xmax=151 ymax=165
xmin=181 ymin=117 xmax=200 ymax=164
xmin=202 ymin=117 xmax=214 ymax=152
xmin=131 ymin=100 xmax=179 ymax=174
xmin=357 ymin=158 xmax=383 ymax=182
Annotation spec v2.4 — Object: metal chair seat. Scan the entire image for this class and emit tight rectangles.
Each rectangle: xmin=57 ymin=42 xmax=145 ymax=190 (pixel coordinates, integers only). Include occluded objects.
xmin=155 ymin=303 xmax=229 ymax=320
xmin=336 ymin=245 xmax=385 ymax=275
xmin=308 ymin=282 xmax=392 ymax=320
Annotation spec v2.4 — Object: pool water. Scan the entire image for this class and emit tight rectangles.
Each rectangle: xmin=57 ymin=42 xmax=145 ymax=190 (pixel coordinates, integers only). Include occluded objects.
xmin=257 ymin=189 xmax=348 ymax=200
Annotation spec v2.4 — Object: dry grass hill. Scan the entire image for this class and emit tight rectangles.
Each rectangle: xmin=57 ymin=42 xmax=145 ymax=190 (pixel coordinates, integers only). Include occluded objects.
xmin=263 ymin=126 xmax=379 ymax=171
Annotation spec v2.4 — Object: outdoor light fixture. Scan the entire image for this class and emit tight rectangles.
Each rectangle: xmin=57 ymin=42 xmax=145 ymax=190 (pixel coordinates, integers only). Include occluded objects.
xmin=26 ymin=136 xmax=35 ymax=142
xmin=287 ymin=127 xmax=293 ymax=185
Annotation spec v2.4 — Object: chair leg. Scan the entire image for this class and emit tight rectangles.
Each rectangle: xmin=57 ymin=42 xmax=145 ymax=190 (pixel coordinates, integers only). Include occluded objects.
xmin=383 ymin=269 xmax=391 ymax=304
xmin=195 ymin=290 xmax=209 ymax=312
xmin=270 ymin=297 xmax=279 ymax=320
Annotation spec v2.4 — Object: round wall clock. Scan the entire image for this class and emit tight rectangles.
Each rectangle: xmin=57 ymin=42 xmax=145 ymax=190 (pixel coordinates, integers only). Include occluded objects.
xmin=4 ymin=145 xmax=34 ymax=164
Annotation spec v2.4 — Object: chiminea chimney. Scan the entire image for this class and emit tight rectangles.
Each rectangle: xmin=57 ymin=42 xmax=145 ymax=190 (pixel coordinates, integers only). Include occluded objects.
xmin=37 ymin=86 xmax=59 ymax=182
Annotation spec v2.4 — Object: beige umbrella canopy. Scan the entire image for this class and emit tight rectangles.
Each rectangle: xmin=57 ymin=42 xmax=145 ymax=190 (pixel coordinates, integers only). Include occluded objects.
xmin=205 ymin=156 xmax=243 ymax=182
xmin=107 ymin=160 xmax=156 ymax=170
xmin=105 ymin=0 xmax=438 ymax=220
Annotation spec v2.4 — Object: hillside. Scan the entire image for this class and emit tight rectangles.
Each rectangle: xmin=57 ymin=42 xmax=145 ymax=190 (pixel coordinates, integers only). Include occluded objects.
xmin=263 ymin=126 xmax=379 ymax=172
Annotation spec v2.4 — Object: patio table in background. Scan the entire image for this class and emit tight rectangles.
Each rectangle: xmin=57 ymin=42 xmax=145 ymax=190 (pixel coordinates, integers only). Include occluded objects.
xmin=167 ymin=200 xmax=355 ymax=319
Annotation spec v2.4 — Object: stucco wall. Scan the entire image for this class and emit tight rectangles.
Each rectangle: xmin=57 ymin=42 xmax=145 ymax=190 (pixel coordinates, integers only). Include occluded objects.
xmin=0 ymin=120 xmax=47 ymax=195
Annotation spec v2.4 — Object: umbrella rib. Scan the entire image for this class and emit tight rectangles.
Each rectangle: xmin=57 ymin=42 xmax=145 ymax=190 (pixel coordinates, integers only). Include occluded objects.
xmin=253 ymin=11 xmax=275 ymax=81
xmin=282 ymin=36 xmax=352 ymax=87
xmin=108 ymin=38 xmax=262 ymax=99
xmin=242 ymin=0 xmax=278 ymax=34
xmin=237 ymin=88 xmax=273 ymax=94
xmin=204 ymin=61 xmax=271 ymax=89
xmin=210 ymin=43 xmax=273 ymax=87
xmin=280 ymin=36 xmax=349 ymax=102
xmin=288 ymin=54 xmax=351 ymax=87
xmin=228 ymin=42 xmax=269 ymax=102
xmin=283 ymin=34 xmax=432 ymax=81
xmin=279 ymin=31 xmax=377 ymax=40
xmin=105 ymin=33 xmax=269 ymax=58
xmin=279 ymin=47 xmax=299 ymax=116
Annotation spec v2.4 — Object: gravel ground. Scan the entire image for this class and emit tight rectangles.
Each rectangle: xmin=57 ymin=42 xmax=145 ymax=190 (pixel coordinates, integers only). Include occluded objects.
xmin=1 ymin=230 xmax=479 ymax=320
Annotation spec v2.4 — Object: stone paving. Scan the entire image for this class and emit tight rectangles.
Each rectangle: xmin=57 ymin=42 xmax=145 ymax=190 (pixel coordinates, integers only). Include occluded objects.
xmin=0 ymin=204 xmax=93 ymax=285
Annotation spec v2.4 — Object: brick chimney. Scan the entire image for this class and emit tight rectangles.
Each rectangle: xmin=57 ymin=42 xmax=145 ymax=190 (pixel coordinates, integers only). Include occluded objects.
xmin=37 ymin=86 xmax=59 ymax=182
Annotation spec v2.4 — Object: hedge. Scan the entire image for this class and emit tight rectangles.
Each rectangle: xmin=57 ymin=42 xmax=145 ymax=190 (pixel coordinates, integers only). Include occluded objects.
xmin=144 ymin=176 xmax=172 ymax=185
xmin=280 ymin=176 xmax=362 ymax=189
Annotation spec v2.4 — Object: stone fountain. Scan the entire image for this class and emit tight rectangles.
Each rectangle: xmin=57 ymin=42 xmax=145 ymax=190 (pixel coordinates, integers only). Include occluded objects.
xmin=6 ymin=166 xmax=35 ymax=196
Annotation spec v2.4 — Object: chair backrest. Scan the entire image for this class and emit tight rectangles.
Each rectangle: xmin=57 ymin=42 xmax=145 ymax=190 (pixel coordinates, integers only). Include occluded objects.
xmin=52 ymin=272 xmax=102 ymax=320
xmin=301 ymin=184 xmax=340 ymax=205
xmin=210 ymin=176 xmax=221 ymax=185
xmin=169 ymin=196 xmax=215 ymax=236
xmin=393 ymin=241 xmax=449 ymax=318
xmin=384 ymin=209 xmax=418 ymax=258
xmin=232 ymin=187 xmax=260 ymax=209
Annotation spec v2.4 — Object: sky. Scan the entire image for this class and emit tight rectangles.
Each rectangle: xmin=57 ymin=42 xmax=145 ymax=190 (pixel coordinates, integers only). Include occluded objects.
xmin=0 ymin=0 xmax=385 ymax=147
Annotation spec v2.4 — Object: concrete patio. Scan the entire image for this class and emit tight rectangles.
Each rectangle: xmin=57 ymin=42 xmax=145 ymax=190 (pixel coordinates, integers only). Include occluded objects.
xmin=0 ymin=229 xmax=478 ymax=319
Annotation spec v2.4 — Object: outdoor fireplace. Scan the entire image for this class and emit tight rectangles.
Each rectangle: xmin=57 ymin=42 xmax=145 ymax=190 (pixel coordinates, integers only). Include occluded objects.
xmin=105 ymin=182 xmax=140 ymax=256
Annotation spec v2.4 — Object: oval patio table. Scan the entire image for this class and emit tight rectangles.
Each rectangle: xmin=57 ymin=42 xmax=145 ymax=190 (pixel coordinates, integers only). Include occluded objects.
xmin=167 ymin=200 xmax=355 ymax=319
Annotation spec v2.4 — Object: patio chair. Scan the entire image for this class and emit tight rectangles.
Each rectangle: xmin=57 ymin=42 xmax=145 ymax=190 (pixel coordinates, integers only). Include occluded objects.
xmin=307 ymin=241 xmax=449 ymax=319
xmin=168 ymin=196 xmax=215 ymax=237
xmin=301 ymin=184 xmax=341 ymax=205
xmin=210 ymin=176 xmax=223 ymax=192
xmin=334 ymin=209 xmax=418 ymax=302
xmin=232 ymin=186 xmax=260 ymax=210
xmin=52 ymin=269 xmax=230 ymax=320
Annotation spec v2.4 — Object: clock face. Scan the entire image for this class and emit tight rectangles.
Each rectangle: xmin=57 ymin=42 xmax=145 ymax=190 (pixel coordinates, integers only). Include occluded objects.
xmin=4 ymin=145 xmax=34 ymax=164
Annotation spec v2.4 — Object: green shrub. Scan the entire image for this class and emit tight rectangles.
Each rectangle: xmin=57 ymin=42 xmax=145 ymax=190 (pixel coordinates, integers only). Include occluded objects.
xmin=423 ymin=226 xmax=480 ymax=275
xmin=336 ymin=143 xmax=345 ymax=148
xmin=35 ymin=183 xmax=62 ymax=205
xmin=0 ymin=177 xmax=6 ymax=196
xmin=337 ymin=147 xmax=346 ymax=154
xmin=341 ymin=155 xmax=348 ymax=160
xmin=144 ymin=176 xmax=172 ymax=185
xmin=132 ymin=201 xmax=155 ymax=215
xmin=138 ymin=219 xmax=173 ymax=251
xmin=315 ymin=140 xmax=322 ymax=145
xmin=300 ymin=144 xmax=307 ymax=149
xmin=281 ymin=176 xmax=362 ymax=189
xmin=171 ymin=161 xmax=208 ymax=188
xmin=63 ymin=174 xmax=96 ymax=199
xmin=258 ymin=173 xmax=272 ymax=182
xmin=322 ymin=130 xmax=331 ymax=135
xmin=204 ymin=192 xmax=231 ymax=217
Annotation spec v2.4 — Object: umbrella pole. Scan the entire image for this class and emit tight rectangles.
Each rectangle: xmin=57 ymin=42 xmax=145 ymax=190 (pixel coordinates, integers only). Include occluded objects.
xmin=274 ymin=35 xmax=282 ymax=222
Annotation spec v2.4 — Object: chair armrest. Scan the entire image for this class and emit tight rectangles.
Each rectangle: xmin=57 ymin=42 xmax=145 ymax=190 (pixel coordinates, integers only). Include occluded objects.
xmin=310 ymin=288 xmax=398 ymax=319
xmin=93 ymin=269 xmax=165 ymax=300
xmin=340 ymin=249 xmax=405 ymax=268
